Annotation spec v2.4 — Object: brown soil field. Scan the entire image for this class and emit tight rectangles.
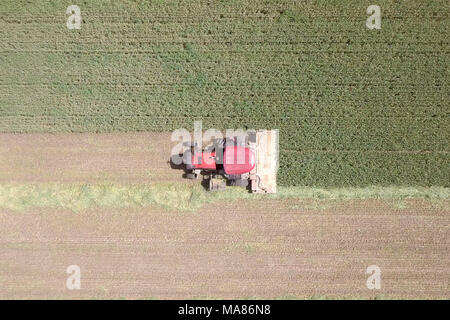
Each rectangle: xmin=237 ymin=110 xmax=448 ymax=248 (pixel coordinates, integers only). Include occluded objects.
xmin=0 ymin=132 xmax=178 ymax=183
xmin=0 ymin=133 xmax=448 ymax=299
xmin=0 ymin=200 xmax=448 ymax=299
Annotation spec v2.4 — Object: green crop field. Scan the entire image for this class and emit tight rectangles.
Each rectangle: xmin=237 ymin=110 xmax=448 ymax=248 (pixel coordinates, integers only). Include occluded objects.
xmin=1 ymin=0 xmax=448 ymax=187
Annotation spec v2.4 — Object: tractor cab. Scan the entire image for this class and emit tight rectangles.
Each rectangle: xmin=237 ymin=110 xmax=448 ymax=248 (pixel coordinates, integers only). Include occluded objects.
xmin=183 ymin=130 xmax=278 ymax=193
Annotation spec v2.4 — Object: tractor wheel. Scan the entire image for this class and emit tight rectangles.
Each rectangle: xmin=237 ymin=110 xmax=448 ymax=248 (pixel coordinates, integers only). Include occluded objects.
xmin=231 ymin=179 xmax=248 ymax=187
xmin=185 ymin=173 xmax=197 ymax=179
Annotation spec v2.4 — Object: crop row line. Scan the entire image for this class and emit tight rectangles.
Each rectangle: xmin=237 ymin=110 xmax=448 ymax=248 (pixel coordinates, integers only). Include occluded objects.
xmin=3 ymin=39 xmax=448 ymax=45
xmin=1 ymin=15 xmax=447 ymax=21
xmin=3 ymin=29 xmax=447 ymax=35
xmin=2 ymin=101 xmax=446 ymax=106
xmin=2 ymin=44 xmax=447 ymax=50
xmin=1 ymin=20 xmax=447 ymax=26
xmin=2 ymin=87 xmax=446 ymax=93
xmin=1 ymin=28 xmax=447 ymax=35
xmin=3 ymin=13 xmax=448 ymax=17
xmin=1 ymin=117 xmax=447 ymax=123
xmin=2 ymin=50 xmax=447 ymax=55
xmin=1 ymin=114 xmax=448 ymax=119
xmin=2 ymin=104 xmax=445 ymax=110
xmin=4 ymin=39 xmax=448 ymax=44
xmin=1 ymin=83 xmax=447 ymax=87
xmin=3 ymin=103 xmax=447 ymax=109
xmin=2 ymin=14 xmax=448 ymax=17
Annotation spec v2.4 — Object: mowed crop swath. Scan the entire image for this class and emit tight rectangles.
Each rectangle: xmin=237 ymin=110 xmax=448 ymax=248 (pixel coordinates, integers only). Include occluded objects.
xmin=0 ymin=0 xmax=448 ymax=187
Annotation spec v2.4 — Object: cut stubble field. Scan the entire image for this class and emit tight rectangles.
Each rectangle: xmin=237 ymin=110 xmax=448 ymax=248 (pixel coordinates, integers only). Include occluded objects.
xmin=0 ymin=198 xmax=448 ymax=299
xmin=0 ymin=132 xmax=448 ymax=299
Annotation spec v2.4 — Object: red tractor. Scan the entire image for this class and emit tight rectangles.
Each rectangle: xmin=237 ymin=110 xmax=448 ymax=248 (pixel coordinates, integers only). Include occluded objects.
xmin=184 ymin=135 xmax=256 ymax=191
xmin=179 ymin=130 xmax=278 ymax=193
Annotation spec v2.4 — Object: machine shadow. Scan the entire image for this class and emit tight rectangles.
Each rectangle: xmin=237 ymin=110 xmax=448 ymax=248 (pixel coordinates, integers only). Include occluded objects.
xmin=169 ymin=156 xmax=211 ymax=191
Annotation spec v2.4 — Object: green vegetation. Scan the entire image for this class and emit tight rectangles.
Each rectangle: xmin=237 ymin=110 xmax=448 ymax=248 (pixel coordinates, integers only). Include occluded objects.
xmin=0 ymin=0 xmax=448 ymax=186
xmin=0 ymin=183 xmax=447 ymax=212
